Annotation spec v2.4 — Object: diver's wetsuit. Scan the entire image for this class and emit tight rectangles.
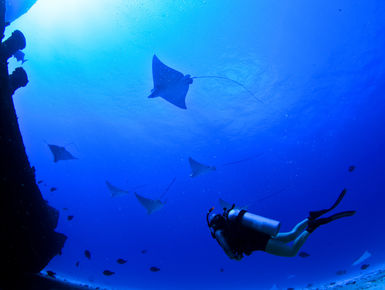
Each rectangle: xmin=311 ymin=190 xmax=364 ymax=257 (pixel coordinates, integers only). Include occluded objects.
xmin=230 ymin=220 xmax=271 ymax=255
xmin=208 ymin=189 xmax=356 ymax=259
xmin=209 ymin=210 xmax=271 ymax=257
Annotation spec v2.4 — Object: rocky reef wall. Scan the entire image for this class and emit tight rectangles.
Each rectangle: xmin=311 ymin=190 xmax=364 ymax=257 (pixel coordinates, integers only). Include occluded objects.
xmin=0 ymin=0 xmax=67 ymax=287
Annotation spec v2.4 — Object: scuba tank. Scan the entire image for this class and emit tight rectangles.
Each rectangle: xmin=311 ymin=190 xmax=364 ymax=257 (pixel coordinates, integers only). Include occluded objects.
xmin=227 ymin=208 xmax=281 ymax=236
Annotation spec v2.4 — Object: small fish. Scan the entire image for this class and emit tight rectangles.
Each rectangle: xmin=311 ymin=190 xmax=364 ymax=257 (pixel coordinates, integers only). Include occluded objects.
xmin=348 ymin=165 xmax=356 ymax=172
xmin=361 ymin=264 xmax=370 ymax=270
xmin=220 ymin=268 xmax=224 ymax=272
xmin=102 ymin=270 xmax=115 ymax=276
xmin=50 ymin=187 xmax=57 ymax=192
xmin=298 ymin=251 xmax=310 ymax=258
xmin=150 ymin=266 xmax=160 ymax=272
xmin=75 ymin=261 xmax=80 ymax=267
xmin=46 ymin=270 xmax=56 ymax=278
xmin=336 ymin=270 xmax=347 ymax=275
xmin=141 ymin=249 xmax=147 ymax=254
xmin=330 ymin=282 xmax=336 ymax=285
xmin=346 ymin=281 xmax=356 ymax=285
xmin=37 ymin=180 xmax=43 ymax=184
xmin=84 ymin=250 xmax=91 ymax=259
xmin=116 ymin=258 xmax=127 ymax=264
xmin=63 ymin=208 xmax=69 ymax=211
xmin=67 ymin=215 xmax=74 ymax=221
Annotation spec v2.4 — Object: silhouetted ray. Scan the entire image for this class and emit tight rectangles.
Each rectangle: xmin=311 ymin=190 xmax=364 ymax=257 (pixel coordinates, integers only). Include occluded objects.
xmin=47 ymin=144 xmax=78 ymax=163
xmin=189 ymin=154 xmax=262 ymax=177
xmin=134 ymin=177 xmax=176 ymax=214
xmin=148 ymin=55 xmax=192 ymax=109
xmin=188 ymin=157 xmax=216 ymax=178
xmin=148 ymin=55 xmax=262 ymax=109
xmin=106 ymin=180 xmax=130 ymax=197
xmin=134 ymin=193 xmax=164 ymax=215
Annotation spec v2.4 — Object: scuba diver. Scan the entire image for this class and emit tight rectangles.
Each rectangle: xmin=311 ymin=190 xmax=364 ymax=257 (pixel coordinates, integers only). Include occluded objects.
xmin=207 ymin=189 xmax=355 ymax=260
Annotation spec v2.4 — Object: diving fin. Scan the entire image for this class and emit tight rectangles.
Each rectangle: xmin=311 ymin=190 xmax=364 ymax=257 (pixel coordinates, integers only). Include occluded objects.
xmin=307 ymin=210 xmax=356 ymax=233
xmin=309 ymin=189 xmax=347 ymax=220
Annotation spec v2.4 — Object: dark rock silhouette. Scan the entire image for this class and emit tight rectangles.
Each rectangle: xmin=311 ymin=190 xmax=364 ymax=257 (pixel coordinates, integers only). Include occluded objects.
xmin=0 ymin=2 xmax=67 ymax=288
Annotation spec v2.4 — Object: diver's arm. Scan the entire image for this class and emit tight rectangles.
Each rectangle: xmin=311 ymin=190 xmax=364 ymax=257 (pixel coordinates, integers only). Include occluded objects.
xmin=215 ymin=230 xmax=242 ymax=260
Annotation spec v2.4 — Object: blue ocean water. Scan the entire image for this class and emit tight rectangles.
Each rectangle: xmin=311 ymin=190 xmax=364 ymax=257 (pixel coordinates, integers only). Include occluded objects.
xmin=6 ymin=0 xmax=385 ymax=288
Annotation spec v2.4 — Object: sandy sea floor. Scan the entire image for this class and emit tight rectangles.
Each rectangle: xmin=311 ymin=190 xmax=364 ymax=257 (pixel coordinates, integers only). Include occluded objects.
xmin=306 ymin=267 xmax=385 ymax=289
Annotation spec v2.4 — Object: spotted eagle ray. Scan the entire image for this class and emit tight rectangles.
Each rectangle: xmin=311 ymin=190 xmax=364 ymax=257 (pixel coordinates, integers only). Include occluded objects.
xmin=188 ymin=154 xmax=263 ymax=178
xmin=106 ymin=180 xmax=130 ymax=197
xmin=134 ymin=177 xmax=176 ymax=214
xmin=148 ymin=55 xmax=262 ymax=109
xmin=47 ymin=143 xmax=78 ymax=163
xmin=189 ymin=157 xmax=216 ymax=178
xmin=134 ymin=193 xmax=164 ymax=215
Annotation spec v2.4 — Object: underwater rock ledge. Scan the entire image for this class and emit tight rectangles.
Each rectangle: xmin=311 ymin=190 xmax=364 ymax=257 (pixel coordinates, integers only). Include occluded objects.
xmin=0 ymin=1 xmax=67 ymax=288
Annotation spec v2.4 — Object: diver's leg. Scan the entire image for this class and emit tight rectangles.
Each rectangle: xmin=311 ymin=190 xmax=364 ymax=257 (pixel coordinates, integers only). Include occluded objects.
xmin=265 ymin=211 xmax=356 ymax=257
xmin=274 ymin=219 xmax=308 ymax=243
xmin=265 ymin=231 xmax=311 ymax=257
